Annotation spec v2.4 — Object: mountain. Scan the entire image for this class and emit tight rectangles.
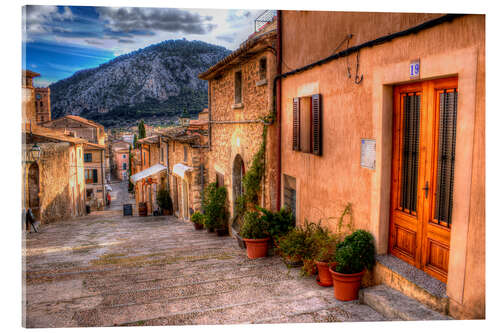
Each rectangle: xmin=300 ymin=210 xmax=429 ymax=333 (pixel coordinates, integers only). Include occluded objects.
xmin=49 ymin=39 xmax=231 ymax=128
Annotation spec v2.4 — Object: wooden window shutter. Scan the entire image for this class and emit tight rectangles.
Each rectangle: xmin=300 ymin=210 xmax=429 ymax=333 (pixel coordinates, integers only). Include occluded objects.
xmin=311 ymin=94 xmax=322 ymax=155
xmin=92 ymin=169 xmax=98 ymax=183
xmin=293 ymin=97 xmax=300 ymax=151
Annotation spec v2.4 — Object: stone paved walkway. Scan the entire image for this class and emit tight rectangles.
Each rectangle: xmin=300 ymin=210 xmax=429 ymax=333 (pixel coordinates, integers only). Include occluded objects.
xmin=23 ymin=213 xmax=386 ymax=327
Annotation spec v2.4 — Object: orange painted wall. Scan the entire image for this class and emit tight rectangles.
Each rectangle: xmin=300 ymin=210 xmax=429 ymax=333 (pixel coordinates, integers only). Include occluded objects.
xmin=280 ymin=13 xmax=484 ymax=319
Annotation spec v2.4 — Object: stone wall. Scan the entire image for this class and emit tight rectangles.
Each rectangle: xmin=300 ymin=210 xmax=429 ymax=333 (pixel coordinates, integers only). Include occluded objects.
xmin=207 ymin=47 xmax=279 ymax=221
xmin=24 ymin=142 xmax=86 ymax=224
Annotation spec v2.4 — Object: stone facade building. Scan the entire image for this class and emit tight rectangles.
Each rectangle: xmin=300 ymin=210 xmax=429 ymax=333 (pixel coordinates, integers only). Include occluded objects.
xmin=130 ymin=113 xmax=209 ymax=220
xmin=111 ymin=140 xmax=131 ymax=181
xmin=83 ymin=143 xmax=106 ymax=209
xmin=198 ymin=18 xmax=279 ymax=231
xmin=34 ymin=87 xmax=51 ymax=124
xmin=23 ymin=127 xmax=86 ymax=225
xmin=161 ymin=119 xmax=208 ymax=221
xmin=22 ymin=70 xmax=86 ymax=225
xmin=42 ymin=115 xmax=108 ymax=209
xmin=22 ymin=70 xmax=40 ymax=129
xmin=277 ymin=12 xmax=484 ymax=319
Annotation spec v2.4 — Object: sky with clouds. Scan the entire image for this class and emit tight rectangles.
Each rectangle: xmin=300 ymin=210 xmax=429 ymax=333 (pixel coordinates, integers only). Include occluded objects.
xmin=22 ymin=5 xmax=264 ymax=86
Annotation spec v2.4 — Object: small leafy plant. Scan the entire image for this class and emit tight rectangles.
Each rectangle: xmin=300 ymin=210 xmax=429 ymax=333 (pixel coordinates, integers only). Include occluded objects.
xmin=258 ymin=206 xmax=295 ymax=242
xmin=202 ymin=183 xmax=228 ymax=229
xmin=156 ymin=188 xmax=173 ymax=212
xmin=239 ymin=211 xmax=269 ymax=239
xmin=191 ymin=211 xmax=204 ymax=225
xmin=334 ymin=229 xmax=375 ymax=274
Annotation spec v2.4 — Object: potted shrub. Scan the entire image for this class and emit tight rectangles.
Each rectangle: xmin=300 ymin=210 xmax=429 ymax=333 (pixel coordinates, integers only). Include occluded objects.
xmin=258 ymin=206 xmax=295 ymax=256
xmin=276 ymin=228 xmax=307 ymax=267
xmin=191 ymin=211 xmax=204 ymax=230
xmin=240 ymin=211 xmax=270 ymax=259
xmin=329 ymin=230 xmax=375 ymax=301
xmin=202 ymin=183 xmax=227 ymax=233
xmin=312 ymin=232 xmax=339 ymax=287
xmin=156 ymin=188 xmax=173 ymax=215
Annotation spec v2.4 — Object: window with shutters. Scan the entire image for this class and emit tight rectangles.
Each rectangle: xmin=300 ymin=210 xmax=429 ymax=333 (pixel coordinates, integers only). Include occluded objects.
xmin=84 ymin=153 xmax=92 ymax=162
xmin=92 ymin=169 xmax=98 ymax=183
xmin=292 ymin=94 xmax=322 ymax=155
xmin=184 ymin=146 xmax=188 ymax=162
xmin=123 ymin=163 xmax=127 ymax=170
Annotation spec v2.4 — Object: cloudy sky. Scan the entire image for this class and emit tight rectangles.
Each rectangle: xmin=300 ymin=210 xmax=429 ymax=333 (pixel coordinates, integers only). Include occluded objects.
xmin=23 ymin=5 xmax=263 ymax=86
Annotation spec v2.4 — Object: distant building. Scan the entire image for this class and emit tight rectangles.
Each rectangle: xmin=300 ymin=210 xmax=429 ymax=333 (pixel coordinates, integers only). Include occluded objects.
xmin=42 ymin=115 xmax=108 ymax=208
xmin=34 ymin=87 xmax=51 ymax=124
xmin=111 ymin=140 xmax=131 ymax=181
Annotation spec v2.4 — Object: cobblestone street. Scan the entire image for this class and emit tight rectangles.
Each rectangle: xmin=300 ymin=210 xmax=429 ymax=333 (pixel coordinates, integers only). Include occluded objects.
xmin=23 ymin=210 xmax=386 ymax=327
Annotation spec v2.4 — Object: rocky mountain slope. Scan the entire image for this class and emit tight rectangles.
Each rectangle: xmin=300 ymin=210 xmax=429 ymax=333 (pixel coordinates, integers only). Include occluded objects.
xmin=49 ymin=39 xmax=231 ymax=128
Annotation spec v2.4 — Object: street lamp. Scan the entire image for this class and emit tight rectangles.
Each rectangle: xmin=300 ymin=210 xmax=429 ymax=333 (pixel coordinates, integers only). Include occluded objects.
xmin=24 ymin=143 xmax=42 ymax=163
xmin=30 ymin=143 xmax=41 ymax=161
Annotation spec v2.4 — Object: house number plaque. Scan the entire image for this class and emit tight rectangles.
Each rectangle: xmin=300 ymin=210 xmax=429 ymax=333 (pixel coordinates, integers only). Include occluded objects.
xmin=361 ymin=139 xmax=376 ymax=170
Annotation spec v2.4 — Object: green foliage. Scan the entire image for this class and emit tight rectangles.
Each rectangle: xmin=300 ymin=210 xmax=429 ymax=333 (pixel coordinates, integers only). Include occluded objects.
xmin=276 ymin=228 xmax=309 ymax=262
xmin=202 ymin=183 xmax=228 ymax=229
xmin=257 ymin=206 xmax=295 ymax=242
xmin=191 ymin=211 xmax=204 ymax=225
xmin=138 ymin=120 xmax=146 ymax=139
xmin=334 ymin=229 xmax=376 ymax=274
xmin=156 ymin=188 xmax=173 ymax=212
xmin=237 ymin=126 xmax=268 ymax=215
xmin=239 ymin=211 xmax=269 ymax=239
xmin=128 ymin=146 xmax=134 ymax=193
xmin=133 ymin=134 xmax=138 ymax=149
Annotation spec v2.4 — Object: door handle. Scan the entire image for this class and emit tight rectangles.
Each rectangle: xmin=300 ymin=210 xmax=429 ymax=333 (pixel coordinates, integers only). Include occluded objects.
xmin=423 ymin=181 xmax=429 ymax=198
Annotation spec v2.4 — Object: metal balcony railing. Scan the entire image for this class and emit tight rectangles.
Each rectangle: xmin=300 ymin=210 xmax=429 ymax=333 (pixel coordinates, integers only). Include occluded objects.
xmin=254 ymin=10 xmax=277 ymax=32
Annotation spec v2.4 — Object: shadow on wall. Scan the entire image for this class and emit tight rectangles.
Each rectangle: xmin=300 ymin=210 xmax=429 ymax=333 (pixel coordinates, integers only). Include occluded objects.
xmin=41 ymin=185 xmax=73 ymax=224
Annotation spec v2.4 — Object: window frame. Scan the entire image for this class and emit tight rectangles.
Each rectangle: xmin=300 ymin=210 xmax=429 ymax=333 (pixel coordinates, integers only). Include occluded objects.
xmin=84 ymin=153 xmax=92 ymax=162
xmin=292 ymin=94 xmax=322 ymax=156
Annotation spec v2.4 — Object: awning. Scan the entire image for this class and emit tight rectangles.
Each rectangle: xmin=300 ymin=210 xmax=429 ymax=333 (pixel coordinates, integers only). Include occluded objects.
xmin=130 ymin=163 xmax=167 ymax=184
xmin=173 ymin=163 xmax=193 ymax=179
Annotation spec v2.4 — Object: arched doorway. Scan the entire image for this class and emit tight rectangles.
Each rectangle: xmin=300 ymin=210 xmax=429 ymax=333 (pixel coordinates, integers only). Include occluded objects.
xmin=232 ymin=155 xmax=245 ymax=216
xmin=27 ymin=162 xmax=40 ymax=220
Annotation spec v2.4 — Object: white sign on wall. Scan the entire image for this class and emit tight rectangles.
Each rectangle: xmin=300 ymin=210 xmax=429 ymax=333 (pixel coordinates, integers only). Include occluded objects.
xmin=361 ymin=139 xmax=376 ymax=170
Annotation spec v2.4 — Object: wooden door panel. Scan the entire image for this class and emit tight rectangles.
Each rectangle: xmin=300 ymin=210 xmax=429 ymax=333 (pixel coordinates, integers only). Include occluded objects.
xmin=390 ymin=78 xmax=456 ymax=283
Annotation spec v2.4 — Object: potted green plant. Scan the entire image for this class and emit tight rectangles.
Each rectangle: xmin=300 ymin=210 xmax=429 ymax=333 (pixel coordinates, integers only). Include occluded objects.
xmin=312 ymin=232 xmax=339 ymax=287
xmin=156 ymin=188 xmax=173 ymax=215
xmin=240 ymin=211 xmax=270 ymax=259
xmin=329 ymin=229 xmax=375 ymax=301
xmin=258 ymin=206 xmax=295 ymax=255
xmin=191 ymin=211 xmax=204 ymax=230
xmin=202 ymin=183 xmax=227 ymax=233
xmin=276 ymin=228 xmax=307 ymax=267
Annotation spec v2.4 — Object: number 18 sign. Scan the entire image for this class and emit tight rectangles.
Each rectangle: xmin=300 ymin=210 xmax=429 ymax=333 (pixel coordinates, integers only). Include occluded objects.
xmin=410 ymin=59 xmax=420 ymax=79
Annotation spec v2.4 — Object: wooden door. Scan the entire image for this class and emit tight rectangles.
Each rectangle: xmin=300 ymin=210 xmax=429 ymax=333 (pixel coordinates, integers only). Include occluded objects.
xmin=390 ymin=77 xmax=458 ymax=283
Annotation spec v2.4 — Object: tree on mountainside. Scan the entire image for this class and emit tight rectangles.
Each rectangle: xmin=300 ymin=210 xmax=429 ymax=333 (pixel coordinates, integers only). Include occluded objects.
xmin=138 ymin=120 xmax=146 ymax=139
xmin=133 ymin=134 xmax=138 ymax=149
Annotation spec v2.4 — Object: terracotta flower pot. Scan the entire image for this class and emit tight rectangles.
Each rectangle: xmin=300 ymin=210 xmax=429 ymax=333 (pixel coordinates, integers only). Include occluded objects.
xmin=243 ymin=237 xmax=270 ymax=259
xmin=193 ymin=223 xmax=204 ymax=230
xmin=315 ymin=261 xmax=334 ymax=287
xmin=329 ymin=265 xmax=365 ymax=301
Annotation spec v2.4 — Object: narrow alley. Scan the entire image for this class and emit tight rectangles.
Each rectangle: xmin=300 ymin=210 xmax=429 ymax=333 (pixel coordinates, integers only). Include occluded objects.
xmin=23 ymin=209 xmax=386 ymax=327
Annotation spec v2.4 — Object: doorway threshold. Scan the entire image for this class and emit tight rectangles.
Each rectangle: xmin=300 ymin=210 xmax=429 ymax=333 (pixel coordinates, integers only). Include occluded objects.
xmin=376 ymin=255 xmax=446 ymax=297
xmin=373 ymin=254 xmax=449 ymax=315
